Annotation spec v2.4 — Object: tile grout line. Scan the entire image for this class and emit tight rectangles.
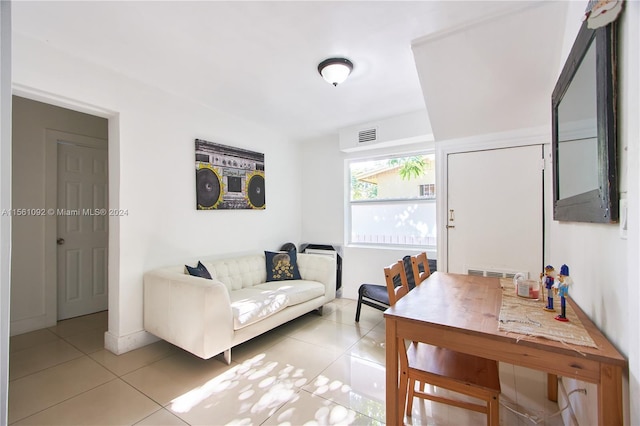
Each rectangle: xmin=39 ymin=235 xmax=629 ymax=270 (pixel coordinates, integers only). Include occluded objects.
xmin=8 ymin=375 xmax=121 ymax=425
xmin=8 ymin=343 xmax=85 ymax=382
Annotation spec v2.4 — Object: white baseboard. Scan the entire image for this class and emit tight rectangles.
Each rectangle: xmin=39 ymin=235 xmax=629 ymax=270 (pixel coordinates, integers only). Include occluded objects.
xmin=10 ymin=315 xmax=57 ymax=336
xmin=104 ymin=329 xmax=159 ymax=355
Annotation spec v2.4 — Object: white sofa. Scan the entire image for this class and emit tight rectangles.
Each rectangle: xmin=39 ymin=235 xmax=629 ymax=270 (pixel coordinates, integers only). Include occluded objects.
xmin=143 ymin=252 xmax=336 ymax=362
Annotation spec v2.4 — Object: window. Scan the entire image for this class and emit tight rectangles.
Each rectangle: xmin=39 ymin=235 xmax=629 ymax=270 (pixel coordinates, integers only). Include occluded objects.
xmin=419 ymin=184 xmax=436 ymax=199
xmin=348 ymin=153 xmax=436 ymax=248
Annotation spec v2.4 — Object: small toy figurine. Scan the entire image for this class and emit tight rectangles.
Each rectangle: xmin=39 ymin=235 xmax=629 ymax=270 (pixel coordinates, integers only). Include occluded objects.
xmin=553 ymin=264 xmax=572 ymax=322
xmin=541 ymin=265 xmax=556 ymax=312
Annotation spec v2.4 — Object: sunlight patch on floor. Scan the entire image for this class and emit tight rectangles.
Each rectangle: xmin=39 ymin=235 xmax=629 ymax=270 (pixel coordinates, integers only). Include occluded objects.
xmin=170 ymin=351 xmax=306 ymax=418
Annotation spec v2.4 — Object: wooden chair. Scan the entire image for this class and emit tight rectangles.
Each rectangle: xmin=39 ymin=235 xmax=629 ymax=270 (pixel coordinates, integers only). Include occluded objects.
xmin=411 ymin=252 xmax=431 ymax=285
xmin=383 ymin=260 xmax=411 ymax=305
xmin=383 ymin=262 xmax=501 ymax=426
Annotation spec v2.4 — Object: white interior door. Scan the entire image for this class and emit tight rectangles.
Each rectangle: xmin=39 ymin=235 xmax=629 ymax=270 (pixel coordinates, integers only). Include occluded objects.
xmin=57 ymin=141 xmax=108 ymax=320
xmin=447 ymin=145 xmax=543 ymax=278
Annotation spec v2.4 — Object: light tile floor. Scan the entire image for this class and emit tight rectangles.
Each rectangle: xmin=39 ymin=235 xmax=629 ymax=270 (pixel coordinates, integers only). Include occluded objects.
xmin=8 ymin=299 xmax=565 ymax=425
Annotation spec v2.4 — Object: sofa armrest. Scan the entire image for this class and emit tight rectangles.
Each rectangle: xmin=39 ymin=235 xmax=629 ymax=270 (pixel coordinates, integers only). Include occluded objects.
xmin=297 ymin=253 xmax=336 ymax=300
xmin=143 ymin=269 xmax=234 ymax=359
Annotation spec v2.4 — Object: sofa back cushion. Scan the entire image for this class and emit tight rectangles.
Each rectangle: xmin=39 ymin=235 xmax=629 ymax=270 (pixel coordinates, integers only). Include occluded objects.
xmin=204 ymin=254 xmax=266 ymax=291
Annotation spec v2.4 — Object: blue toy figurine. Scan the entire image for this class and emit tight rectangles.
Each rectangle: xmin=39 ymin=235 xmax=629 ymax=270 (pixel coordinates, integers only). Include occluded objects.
xmin=541 ymin=265 xmax=556 ymax=312
xmin=554 ymin=264 xmax=572 ymax=322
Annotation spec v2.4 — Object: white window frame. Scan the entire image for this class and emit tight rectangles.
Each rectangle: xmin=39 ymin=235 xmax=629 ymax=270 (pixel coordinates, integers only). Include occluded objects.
xmin=345 ymin=149 xmax=436 ymax=250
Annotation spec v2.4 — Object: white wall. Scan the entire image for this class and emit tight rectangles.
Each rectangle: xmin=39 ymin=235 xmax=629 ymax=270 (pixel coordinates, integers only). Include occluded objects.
xmin=625 ymin=4 xmax=640 ymax=423
xmin=545 ymin=2 xmax=639 ymax=424
xmin=0 ymin=1 xmax=11 ymax=423
xmin=10 ymin=97 xmax=108 ymax=335
xmin=12 ymin=34 xmax=303 ymax=353
xmin=300 ymin=131 xmax=435 ymax=300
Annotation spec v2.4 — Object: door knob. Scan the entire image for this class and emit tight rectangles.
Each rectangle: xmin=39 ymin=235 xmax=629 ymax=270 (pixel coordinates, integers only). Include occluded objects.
xmin=57 ymin=238 xmax=65 ymax=245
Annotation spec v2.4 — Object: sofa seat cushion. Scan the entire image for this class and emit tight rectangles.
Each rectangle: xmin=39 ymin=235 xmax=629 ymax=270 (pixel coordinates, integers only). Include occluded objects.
xmin=229 ymin=288 xmax=289 ymax=330
xmin=254 ymin=280 xmax=325 ymax=306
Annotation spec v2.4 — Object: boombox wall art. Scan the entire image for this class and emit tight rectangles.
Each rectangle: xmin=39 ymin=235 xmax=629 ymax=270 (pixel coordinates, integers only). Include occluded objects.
xmin=195 ymin=139 xmax=266 ymax=210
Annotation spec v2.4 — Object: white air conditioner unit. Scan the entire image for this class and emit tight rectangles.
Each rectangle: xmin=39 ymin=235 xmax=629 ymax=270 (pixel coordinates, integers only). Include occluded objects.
xmin=302 ymin=245 xmax=342 ymax=297
xmin=305 ymin=248 xmax=338 ymax=264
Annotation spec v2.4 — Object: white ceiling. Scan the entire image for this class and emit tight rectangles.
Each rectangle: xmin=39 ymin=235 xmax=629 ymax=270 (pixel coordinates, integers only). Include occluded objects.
xmin=12 ymin=1 xmax=561 ymax=141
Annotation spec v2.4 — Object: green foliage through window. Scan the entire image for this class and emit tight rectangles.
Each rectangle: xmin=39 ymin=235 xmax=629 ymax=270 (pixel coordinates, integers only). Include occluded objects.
xmin=351 ymin=175 xmax=378 ymax=200
xmin=388 ymin=156 xmax=426 ymax=180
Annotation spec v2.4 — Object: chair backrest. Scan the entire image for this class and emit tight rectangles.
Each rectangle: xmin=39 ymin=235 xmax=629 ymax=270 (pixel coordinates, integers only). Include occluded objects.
xmin=411 ymin=252 xmax=431 ymax=285
xmin=402 ymin=255 xmax=417 ymax=290
xmin=384 ymin=260 xmax=410 ymax=305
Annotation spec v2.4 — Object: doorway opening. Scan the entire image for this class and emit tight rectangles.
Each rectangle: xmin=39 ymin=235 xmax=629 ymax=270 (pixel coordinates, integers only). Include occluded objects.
xmin=10 ymin=95 xmax=110 ymax=334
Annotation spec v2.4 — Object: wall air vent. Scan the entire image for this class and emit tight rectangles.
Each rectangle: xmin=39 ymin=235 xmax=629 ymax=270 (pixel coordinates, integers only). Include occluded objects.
xmin=466 ymin=268 xmax=526 ymax=280
xmin=358 ymin=128 xmax=377 ymax=144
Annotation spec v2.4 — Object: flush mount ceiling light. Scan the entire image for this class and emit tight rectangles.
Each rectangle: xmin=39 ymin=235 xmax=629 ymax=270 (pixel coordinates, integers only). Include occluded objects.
xmin=318 ymin=58 xmax=353 ymax=86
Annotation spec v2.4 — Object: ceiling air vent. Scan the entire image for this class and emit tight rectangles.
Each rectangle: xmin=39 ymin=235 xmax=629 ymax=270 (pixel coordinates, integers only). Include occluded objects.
xmin=358 ymin=128 xmax=377 ymax=144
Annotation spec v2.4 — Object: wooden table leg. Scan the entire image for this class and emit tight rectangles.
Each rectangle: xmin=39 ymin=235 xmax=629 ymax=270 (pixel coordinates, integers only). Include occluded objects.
xmin=386 ymin=319 xmax=399 ymax=425
xmin=598 ymin=364 xmax=623 ymax=426
xmin=547 ymin=373 xmax=558 ymax=402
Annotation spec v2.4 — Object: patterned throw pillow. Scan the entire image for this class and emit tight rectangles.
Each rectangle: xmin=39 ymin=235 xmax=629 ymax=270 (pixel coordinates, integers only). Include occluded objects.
xmin=265 ymin=250 xmax=302 ymax=282
xmin=185 ymin=261 xmax=212 ymax=279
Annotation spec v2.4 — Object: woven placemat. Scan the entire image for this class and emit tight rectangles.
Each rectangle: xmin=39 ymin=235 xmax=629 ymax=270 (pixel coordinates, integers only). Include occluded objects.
xmin=498 ymin=278 xmax=597 ymax=348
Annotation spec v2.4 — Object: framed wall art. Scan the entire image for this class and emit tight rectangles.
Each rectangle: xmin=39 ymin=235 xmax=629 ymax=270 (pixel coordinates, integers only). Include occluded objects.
xmin=195 ymin=139 xmax=265 ymax=210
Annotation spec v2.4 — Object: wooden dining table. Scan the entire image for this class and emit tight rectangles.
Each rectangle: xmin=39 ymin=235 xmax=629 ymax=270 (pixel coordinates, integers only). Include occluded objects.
xmin=384 ymin=272 xmax=627 ymax=425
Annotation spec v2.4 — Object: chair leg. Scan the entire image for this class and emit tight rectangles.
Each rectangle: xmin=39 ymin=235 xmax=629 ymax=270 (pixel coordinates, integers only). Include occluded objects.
xmin=488 ymin=394 xmax=499 ymax=426
xmin=398 ymin=370 xmax=410 ymax=425
xmin=355 ymin=291 xmax=364 ymax=322
xmin=406 ymin=377 xmax=416 ymax=416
